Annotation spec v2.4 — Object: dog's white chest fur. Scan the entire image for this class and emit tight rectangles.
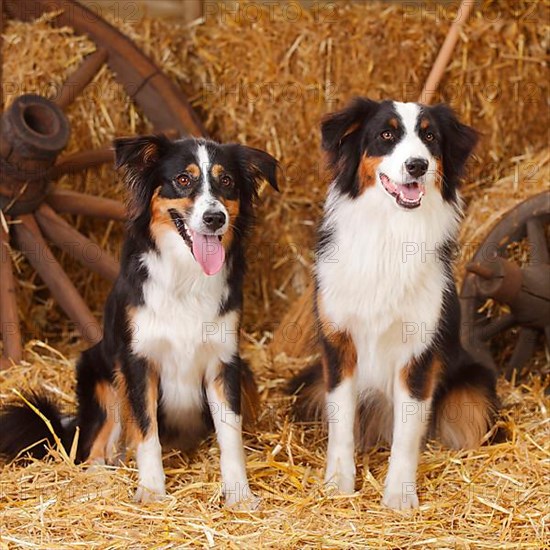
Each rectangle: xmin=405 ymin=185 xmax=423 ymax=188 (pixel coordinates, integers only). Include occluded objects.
xmin=131 ymin=230 xmax=238 ymax=431
xmin=317 ymin=184 xmax=458 ymax=396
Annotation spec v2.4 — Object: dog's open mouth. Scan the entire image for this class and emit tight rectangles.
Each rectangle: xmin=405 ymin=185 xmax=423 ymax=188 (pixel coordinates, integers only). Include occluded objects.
xmin=169 ymin=209 xmax=225 ymax=276
xmin=379 ymin=173 xmax=425 ymax=209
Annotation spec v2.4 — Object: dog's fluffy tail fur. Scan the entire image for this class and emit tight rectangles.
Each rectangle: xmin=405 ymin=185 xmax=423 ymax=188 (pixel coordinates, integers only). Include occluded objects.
xmin=287 ymin=362 xmax=326 ymax=421
xmin=241 ymin=359 xmax=261 ymax=425
xmin=432 ymin=349 xmax=498 ymax=449
xmin=0 ymin=393 xmax=76 ymax=461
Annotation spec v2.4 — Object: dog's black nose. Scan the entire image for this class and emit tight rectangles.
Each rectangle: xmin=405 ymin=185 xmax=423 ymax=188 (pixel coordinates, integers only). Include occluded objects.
xmin=405 ymin=158 xmax=429 ymax=178
xmin=202 ymin=210 xmax=226 ymax=231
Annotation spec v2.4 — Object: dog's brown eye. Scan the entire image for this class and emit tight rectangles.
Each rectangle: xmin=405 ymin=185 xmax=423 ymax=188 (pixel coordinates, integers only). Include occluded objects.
xmin=381 ymin=130 xmax=394 ymax=141
xmin=176 ymin=174 xmax=191 ymax=186
xmin=425 ymin=132 xmax=435 ymax=142
xmin=220 ymin=174 xmax=233 ymax=187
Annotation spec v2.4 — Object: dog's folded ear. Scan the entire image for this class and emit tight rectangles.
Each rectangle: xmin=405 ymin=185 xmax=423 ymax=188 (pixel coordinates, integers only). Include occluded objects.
xmin=113 ymin=134 xmax=171 ymax=219
xmin=228 ymin=144 xmax=280 ymax=196
xmin=428 ymin=104 xmax=478 ymax=200
xmin=243 ymin=146 xmax=280 ymax=192
xmin=428 ymin=104 xmax=478 ymax=175
xmin=321 ymin=98 xmax=380 ymax=164
xmin=113 ymin=134 xmax=170 ymax=171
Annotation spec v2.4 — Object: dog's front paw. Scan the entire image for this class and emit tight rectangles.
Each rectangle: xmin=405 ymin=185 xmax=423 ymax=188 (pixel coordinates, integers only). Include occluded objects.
xmin=382 ymin=485 xmax=419 ymax=510
xmin=86 ymin=458 xmax=107 ymax=474
xmin=134 ymin=473 xmax=166 ymax=504
xmin=222 ymin=482 xmax=259 ymax=510
xmin=134 ymin=484 xmax=167 ymax=504
xmin=226 ymin=493 xmax=262 ymax=511
xmin=324 ymin=460 xmax=356 ymax=494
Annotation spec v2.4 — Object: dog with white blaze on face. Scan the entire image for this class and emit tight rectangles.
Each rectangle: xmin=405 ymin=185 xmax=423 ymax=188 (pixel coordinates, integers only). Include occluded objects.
xmin=289 ymin=98 xmax=498 ymax=510
xmin=0 ymin=135 xmax=278 ymax=509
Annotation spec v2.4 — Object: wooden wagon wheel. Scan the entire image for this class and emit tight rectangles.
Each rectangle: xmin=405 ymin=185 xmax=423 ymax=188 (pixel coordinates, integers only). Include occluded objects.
xmin=0 ymin=0 xmax=207 ymax=368
xmin=460 ymin=191 xmax=550 ymax=383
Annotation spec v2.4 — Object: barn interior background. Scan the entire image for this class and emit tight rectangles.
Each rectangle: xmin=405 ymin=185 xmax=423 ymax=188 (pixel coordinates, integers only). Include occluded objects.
xmin=0 ymin=0 xmax=548 ymax=547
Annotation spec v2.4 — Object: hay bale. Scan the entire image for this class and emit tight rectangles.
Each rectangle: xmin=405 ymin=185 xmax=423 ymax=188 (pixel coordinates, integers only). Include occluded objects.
xmin=457 ymin=148 xmax=549 ymax=279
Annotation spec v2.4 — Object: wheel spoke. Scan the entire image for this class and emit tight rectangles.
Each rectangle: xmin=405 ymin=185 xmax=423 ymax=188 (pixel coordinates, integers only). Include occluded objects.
xmin=35 ymin=203 xmax=119 ymax=281
xmin=13 ymin=214 xmax=102 ymax=344
xmin=526 ymin=217 xmax=549 ymax=265
xmin=479 ymin=313 xmax=516 ymax=342
xmin=2 ymin=0 xmax=209 ymax=356
xmin=46 ymin=189 xmax=125 ymax=221
xmin=53 ymin=48 xmax=108 ymax=110
xmin=504 ymin=328 xmax=538 ymax=380
xmin=51 ymin=146 xmax=114 ymax=177
xmin=0 ymin=0 xmax=4 ymax=111
xmin=0 ymin=219 xmax=23 ymax=366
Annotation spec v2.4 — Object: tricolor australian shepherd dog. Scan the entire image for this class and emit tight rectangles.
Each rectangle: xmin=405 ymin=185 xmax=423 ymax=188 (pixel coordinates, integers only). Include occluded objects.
xmin=0 ymin=135 xmax=278 ymax=508
xmin=290 ymin=98 xmax=498 ymax=509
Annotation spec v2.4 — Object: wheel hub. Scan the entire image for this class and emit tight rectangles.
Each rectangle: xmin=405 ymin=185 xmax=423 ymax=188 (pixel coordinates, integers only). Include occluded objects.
xmin=0 ymin=94 xmax=70 ymax=215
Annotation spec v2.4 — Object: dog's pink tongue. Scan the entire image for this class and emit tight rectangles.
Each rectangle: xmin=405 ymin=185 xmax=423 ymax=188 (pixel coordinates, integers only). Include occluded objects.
xmin=191 ymin=231 xmax=225 ymax=275
xmin=399 ymin=183 xmax=422 ymax=201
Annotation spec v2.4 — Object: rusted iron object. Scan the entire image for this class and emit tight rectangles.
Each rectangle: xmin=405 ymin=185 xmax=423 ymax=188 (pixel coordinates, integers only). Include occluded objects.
xmin=460 ymin=191 xmax=550 ymax=381
xmin=0 ymin=94 xmax=70 ymax=216
xmin=0 ymin=0 xmax=207 ymax=364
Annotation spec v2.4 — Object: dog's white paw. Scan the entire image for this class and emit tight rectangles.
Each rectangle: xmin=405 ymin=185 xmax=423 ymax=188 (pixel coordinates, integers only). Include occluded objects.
xmin=382 ymin=487 xmax=419 ymax=510
xmin=134 ymin=471 xmax=166 ymax=504
xmin=222 ymin=482 xmax=259 ymax=510
xmin=226 ymin=493 xmax=262 ymax=511
xmin=134 ymin=483 xmax=167 ymax=504
xmin=324 ymin=462 xmax=356 ymax=495
xmin=86 ymin=459 xmax=107 ymax=474
xmin=106 ymin=450 xmax=126 ymax=466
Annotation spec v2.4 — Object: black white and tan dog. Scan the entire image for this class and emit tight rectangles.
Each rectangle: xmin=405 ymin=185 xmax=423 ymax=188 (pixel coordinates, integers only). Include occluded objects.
xmin=0 ymin=135 xmax=278 ymax=508
xmin=290 ymin=98 xmax=498 ymax=509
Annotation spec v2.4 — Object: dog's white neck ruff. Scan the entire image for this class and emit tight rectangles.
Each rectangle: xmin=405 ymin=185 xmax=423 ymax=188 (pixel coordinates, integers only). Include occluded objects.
xmin=318 ymin=179 xmax=460 ymax=394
